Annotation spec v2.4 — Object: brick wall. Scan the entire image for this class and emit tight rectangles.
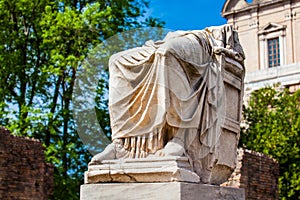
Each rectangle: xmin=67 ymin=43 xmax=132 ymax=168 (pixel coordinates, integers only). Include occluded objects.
xmin=0 ymin=125 xmax=279 ymax=200
xmin=222 ymin=148 xmax=280 ymax=200
xmin=0 ymin=127 xmax=53 ymax=200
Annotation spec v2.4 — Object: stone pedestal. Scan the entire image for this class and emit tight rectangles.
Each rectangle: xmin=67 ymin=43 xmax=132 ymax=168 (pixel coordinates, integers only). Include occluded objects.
xmin=85 ymin=156 xmax=200 ymax=184
xmin=80 ymin=182 xmax=245 ymax=200
xmin=83 ymin=156 xmax=245 ymax=199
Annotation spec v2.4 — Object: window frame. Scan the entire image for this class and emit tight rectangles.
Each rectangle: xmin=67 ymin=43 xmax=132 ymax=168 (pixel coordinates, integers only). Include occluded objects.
xmin=258 ymin=23 xmax=286 ymax=70
xmin=267 ymin=37 xmax=280 ymax=68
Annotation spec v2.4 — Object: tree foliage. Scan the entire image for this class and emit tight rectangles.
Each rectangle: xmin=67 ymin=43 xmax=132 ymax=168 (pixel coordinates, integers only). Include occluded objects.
xmin=241 ymin=86 xmax=300 ymax=199
xmin=0 ymin=0 xmax=164 ymax=199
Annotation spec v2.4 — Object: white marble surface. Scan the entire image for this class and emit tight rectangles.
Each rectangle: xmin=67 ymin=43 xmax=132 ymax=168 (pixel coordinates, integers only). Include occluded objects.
xmin=80 ymin=182 xmax=245 ymax=200
xmin=85 ymin=156 xmax=200 ymax=184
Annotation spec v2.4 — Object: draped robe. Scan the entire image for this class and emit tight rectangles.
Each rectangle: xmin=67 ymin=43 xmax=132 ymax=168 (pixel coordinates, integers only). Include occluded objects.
xmin=108 ymin=25 xmax=244 ymax=180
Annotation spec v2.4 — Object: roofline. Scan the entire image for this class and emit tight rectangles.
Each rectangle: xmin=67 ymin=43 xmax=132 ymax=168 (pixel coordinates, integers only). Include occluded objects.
xmin=222 ymin=0 xmax=285 ymax=18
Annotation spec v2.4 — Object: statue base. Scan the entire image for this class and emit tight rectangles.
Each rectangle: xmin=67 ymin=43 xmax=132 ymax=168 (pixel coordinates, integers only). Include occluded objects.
xmin=82 ymin=156 xmax=244 ymax=199
xmin=85 ymin=156 xmax=200 ymax=184
xmin=80 ymin=182 xmax=245 ymax=200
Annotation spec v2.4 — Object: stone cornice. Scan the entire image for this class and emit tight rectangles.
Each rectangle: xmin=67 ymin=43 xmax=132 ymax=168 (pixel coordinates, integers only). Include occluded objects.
xmin=222 ymin=0 xmax=285 ymax=18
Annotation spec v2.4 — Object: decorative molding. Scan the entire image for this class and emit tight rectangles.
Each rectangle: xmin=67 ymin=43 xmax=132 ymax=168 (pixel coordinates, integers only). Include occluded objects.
xmin=285 ymin=11 xmax=296 ymax=20
xmin=249 ymin=20 xmax=259 ymax=28
xmin=258 ymin=22 xmax=286 ymax=35
xmin=222 ymin=0 xmax=285 ymax=17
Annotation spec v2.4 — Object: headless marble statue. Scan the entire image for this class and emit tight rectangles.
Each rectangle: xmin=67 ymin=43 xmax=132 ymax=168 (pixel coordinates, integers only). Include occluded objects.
xmin=89 ymin=25 xmax=245 ymax=184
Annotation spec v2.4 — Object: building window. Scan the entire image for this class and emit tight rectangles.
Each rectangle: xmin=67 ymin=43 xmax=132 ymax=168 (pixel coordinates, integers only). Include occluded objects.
xmin=267 ymin=37 xmax=280 ymax=68
xmin=258 ymin=23 xmax=286 ymax=69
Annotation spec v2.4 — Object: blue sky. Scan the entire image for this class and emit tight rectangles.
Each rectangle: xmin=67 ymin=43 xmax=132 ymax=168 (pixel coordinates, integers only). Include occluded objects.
xmin=148 ymin=0 xmax=227 ymax=30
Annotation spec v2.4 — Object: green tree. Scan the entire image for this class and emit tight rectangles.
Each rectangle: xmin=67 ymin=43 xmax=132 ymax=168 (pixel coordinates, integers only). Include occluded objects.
xmin=0 ymin=0 xmax=164 ymax=199
xmin=241 ymin=86 xmax=300 ymax=199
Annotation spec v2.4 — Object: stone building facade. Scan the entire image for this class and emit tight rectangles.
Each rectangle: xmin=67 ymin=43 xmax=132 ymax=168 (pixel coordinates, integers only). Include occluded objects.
xmin=222 ymin=0 xmax=300 ymax=93
xmin=0 ymin=127 xmax=53 ymax=200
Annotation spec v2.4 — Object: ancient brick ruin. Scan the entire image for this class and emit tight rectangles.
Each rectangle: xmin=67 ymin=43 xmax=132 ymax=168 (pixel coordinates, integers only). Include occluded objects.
xmin=0 ymin=127 xmax=53 ymax=200
xmin=0 ymin=125 xmax=280 ymax=200
xmin=223 ymin=148 xmax=280 ymax=200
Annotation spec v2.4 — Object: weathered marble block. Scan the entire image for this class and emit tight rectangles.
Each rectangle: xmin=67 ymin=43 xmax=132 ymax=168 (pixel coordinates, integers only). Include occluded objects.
xmin=210 ymin=56 xmax=245 ymax=184
xmin=81 ymin=182 xmax=245 ymax=200
xmin=85 ymin=156 xmax=199 ymax=184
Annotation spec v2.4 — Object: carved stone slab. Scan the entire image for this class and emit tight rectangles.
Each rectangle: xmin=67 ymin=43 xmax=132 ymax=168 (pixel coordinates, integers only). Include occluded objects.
xmin=80 ymin=182 xmax=245 ymax=200
xmin=85 ymin=156 xmax=200 ymax=184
